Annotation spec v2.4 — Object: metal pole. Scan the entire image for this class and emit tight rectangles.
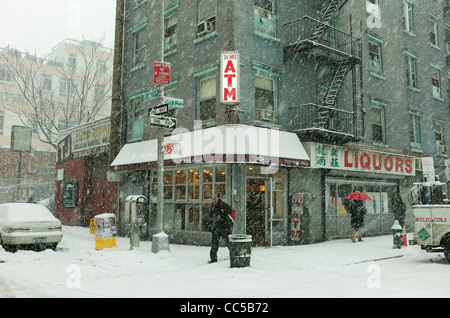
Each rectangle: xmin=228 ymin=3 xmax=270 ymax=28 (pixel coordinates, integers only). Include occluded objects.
xmin=16 ymin=151 xmax=22 ymax=202
xmin=152 ymin=0 xmax=170 ymax=253
xmin=156 ymin=0 xmax=165 ymax=233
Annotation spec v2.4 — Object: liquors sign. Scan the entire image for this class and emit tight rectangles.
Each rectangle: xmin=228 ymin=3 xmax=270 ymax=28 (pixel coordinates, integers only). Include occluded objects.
xmin=306 ymin=143 xmax=416 ymax=176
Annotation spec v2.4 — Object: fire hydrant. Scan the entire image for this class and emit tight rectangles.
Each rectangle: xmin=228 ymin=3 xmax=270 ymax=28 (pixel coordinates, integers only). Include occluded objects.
xmin=391 ymin=220 xmax=403 ymax=249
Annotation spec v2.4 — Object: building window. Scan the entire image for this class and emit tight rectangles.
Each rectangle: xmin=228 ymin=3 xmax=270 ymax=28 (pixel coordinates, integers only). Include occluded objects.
xmin=164 ymin=12 xmax=177 ymax=55
xmin=429 ymin=14 xmax=439 ymax=47
xmin=408 ymin=109 xmax=422 ymax=151
xmin=435 ymin=121 xmax=447 ymax=155
xmin=130 ymin=19 xmax=148 ymax=69
xmin=68 ymin=54 xmax=77 ymax=70
xmin=431 ymin=66 xmax=441 ymax=99
xmin=197 ymin=0 xmax=216 ymax=38
xmin=133 ymin=30 xmax=145 ymax=67
xmin=402 ymin=0 xmax=414 ymax=33
xmin=0 ymin=110 xmax=4 ymax=135
xmin=446 ymin=26 xmax=450 ymax=66
xmin=199 ymin=76 xmax=216 ymax=122
xmin=96 ymin=60 xmax=107 ymax=75
xmin=254 ymin=0 xmax=276 ymax=38
xmin=59 ymin=78 xmax=68 ymax=96
xmin=0 ymin=65 xmax=13 ymax=83
xmin=405 ymin=51 xmax=418 ymax=89
xmin=367 ymin=33 xmax=384 ymax=77
xmin=371 ymin=98 xmax=386 ymax=146
xmin=255 ymin=76 xmax=275 ymax=122
xmin=252 ymin=61 xmax=280 ymax=125
xmin=41 ymin=74 xmax=52 ymax=91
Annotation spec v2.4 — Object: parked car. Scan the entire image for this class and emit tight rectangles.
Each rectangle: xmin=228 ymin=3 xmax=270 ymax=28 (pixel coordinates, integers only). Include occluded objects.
xmin=0 ymin=203 xmax=63 ymax=252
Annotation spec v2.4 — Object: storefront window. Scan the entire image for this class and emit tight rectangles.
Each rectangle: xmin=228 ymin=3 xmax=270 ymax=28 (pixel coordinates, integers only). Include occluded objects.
xmin=189 ymin=169 xmax=200 ymax=200
xmin=164 ymin=171 xmax=173 ymax=199
xmin=325 ymin=180 xmax=397 ymax=215
xmin=152 ymin=165 xmax=227 ymax=232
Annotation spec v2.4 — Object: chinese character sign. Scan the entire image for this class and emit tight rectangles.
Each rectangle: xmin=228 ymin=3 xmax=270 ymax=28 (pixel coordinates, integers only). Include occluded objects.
xmin=308 ymin=143 xmax=415 ymax=176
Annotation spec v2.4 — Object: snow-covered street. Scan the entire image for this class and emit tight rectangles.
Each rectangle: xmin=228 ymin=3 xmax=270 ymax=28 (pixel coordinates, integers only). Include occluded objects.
xmin=0 ymin=226 xmax=448 ymax=299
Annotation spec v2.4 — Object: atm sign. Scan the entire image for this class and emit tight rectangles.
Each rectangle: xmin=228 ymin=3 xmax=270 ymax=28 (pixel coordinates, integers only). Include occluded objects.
xmin=220 ymin=51 xmax=240 ymax=104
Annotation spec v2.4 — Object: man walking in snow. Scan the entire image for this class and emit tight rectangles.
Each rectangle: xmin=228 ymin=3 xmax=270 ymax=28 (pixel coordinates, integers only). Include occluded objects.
xmin=393 ymin=195 xmax=406 ymax=228
xmin=208 ymin=193 xmax=233 ymax=263
xmin=349 ymin=200 xmax=367 ymax=242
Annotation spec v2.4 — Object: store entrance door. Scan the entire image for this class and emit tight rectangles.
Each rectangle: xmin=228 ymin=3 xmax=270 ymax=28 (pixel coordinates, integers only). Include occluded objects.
xmin=246 ymin=177 xmax=270 ymax=245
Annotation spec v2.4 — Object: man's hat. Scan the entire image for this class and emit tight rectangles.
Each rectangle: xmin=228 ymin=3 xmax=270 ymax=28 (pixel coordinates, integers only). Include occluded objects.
xmin=211 ymin=193 xmax=218 ymax=199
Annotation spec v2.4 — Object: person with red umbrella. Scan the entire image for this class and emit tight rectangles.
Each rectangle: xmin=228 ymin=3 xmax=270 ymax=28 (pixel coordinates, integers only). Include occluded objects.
xmin=345 ymin=192 xmax=370 ymax=242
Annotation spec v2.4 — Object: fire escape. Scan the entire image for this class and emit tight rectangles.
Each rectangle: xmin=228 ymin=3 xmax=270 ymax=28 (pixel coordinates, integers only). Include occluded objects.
xmin=284 ymin=0 xmax=364 ymax=143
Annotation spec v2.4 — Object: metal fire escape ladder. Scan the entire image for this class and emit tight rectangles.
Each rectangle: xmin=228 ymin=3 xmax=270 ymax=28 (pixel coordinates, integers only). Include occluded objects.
xmin=317 ymin=59 xmax=352 ymax=128
xmin=309 ymin=0 xmax=341 ymax=43
xmin=323 ymin=59 xmax=352 ymax=107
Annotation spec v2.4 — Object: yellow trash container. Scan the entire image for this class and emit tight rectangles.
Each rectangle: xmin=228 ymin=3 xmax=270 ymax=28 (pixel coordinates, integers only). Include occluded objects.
xmin=94 ymin=213 xmax=117 ymax=250
xmin=89 ymin=219 xmax=95 ymax=234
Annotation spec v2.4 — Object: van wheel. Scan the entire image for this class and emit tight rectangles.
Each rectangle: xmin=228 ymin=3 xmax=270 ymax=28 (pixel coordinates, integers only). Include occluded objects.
xmin=444 ymin=247 xmax=450 ymax=262
xmin=442 ymin=236 xmax=450 ymax=262
xmin=4 ymin=245 xmax=18 ymax=253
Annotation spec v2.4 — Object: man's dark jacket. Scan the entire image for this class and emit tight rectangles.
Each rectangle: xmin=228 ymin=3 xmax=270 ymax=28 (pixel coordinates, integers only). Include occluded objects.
xmin=210 ymin=199 xmax=232 ymax=232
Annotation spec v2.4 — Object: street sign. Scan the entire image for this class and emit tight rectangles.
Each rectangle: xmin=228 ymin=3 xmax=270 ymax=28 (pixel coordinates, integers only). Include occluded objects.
xmin=164 ymin=97 xmax=184 ymax=108
xmin=142 ymin=89 xmax=159 ymax=102
xmin=149 ymin=103 xmax=169 ymax=116
xmin=154 ymin=61 xmax=170 ymax=85
xmin=163 ymin=142 xmax=182 ymax=155
xmin=149 ymin=115 xmax=177 ymax=129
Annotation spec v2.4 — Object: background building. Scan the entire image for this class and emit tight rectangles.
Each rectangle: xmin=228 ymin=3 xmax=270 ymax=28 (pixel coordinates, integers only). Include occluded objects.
xmin=0 ymin=39 xmax=113 ymax=204
xmin=110 ymin=0 xmax=449 ymax=245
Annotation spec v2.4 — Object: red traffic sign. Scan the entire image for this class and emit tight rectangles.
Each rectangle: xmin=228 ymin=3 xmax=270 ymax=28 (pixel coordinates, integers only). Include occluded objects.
xmin=154 ymin=61 xmax=170 ymax=85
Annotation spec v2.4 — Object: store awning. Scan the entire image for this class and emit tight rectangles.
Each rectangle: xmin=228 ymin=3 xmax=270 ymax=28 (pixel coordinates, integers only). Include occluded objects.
xmin=111 ymin=124 xmax=310 ymax=171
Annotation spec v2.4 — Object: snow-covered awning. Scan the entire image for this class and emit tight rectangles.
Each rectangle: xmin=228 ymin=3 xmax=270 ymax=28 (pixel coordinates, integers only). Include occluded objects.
xmin=110 ymin=124 xmax=310 ymax=171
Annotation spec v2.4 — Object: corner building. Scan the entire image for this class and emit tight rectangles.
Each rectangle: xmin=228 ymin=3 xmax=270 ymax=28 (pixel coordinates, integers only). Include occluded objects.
xmin=109 ymin=0 xmax=450 ymax=245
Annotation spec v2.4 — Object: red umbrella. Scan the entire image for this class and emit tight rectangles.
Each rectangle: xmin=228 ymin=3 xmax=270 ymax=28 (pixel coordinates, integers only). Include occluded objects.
xmin=345 ymin=192 xmax=372 ymax=200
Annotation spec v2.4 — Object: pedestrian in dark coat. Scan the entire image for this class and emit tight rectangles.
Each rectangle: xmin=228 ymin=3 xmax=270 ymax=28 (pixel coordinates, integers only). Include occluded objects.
xmin=209 ymin=193 xmax=233 ymax=263
xmin=349 ymin=200 xmax=367 ymax=242
xmin=393 ymin=195 xmax=406 ymax=228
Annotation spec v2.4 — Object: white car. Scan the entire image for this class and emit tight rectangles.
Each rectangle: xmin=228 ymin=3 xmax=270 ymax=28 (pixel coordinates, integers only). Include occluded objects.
xmin=0 ymin=203 xmax=63 ymax=252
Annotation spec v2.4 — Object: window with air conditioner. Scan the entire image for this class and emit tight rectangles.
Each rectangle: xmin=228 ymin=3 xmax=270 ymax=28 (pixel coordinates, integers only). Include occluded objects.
xmin=255 ymin=76 xmax=275 ymax=122
xmin=197 ymin=0 xmax=216 ymax=37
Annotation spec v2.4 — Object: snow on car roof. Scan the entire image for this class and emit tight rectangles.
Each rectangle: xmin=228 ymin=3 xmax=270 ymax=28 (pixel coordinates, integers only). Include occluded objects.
xmin=0 ymin=203 xmax=58 ymax=222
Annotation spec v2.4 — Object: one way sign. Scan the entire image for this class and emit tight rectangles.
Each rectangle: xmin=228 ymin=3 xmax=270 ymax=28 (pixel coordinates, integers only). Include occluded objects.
xmin=148 ymin=103 xmax=169 ymax=116
xmin=149 ymin=115 xmax=177 ymax=129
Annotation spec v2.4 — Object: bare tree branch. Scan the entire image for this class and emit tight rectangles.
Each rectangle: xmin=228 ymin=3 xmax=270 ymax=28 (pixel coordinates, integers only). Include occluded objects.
xmin=0 ymin=39 xmax=112 ymax=150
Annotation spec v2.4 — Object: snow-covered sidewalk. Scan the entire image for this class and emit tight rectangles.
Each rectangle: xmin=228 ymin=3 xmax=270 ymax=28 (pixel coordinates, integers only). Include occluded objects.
xmin=0 ymin=226 xmax=448 ymax=298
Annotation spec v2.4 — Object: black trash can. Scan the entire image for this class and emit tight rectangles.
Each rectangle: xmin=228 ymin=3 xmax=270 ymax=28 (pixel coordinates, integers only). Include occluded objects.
xmin=228 ymin=234 xmax=252 ymax=268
